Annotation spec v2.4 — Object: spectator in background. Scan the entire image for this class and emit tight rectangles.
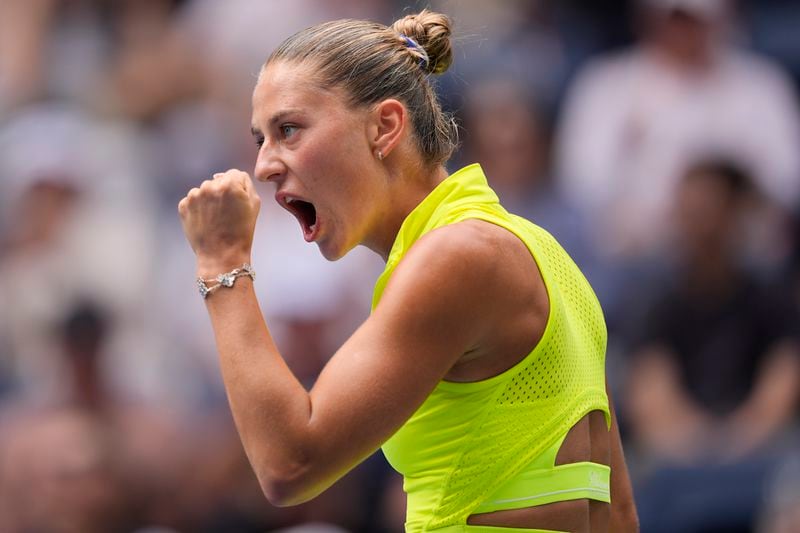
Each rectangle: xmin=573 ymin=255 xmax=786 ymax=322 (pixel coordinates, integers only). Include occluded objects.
xmin=625 ymin=160 xmax=800 ymax=532
xmin=458 ymin=77 xmax=595 ymax=275
xmin=556 ymin=0 xmax=800 ymax=269
xmin=0 ymin=300 xmax=273 ymax=532
xmin=0 ymin=105 xmax=163 ymax=405
xmin=0 ymin=0 xmax=55 ymax=114
xmin=431 ymin=0 xmax=568 ymax=111
xmin=0 ymin=302 xmax=177 ymax=531
xmin=0 ymin=0 xmax=189 ymax=117
xmin=0 ymin=407 xmax=133 ymax=533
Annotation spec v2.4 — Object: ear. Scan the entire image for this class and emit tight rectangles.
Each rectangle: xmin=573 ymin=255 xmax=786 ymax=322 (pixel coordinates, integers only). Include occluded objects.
xmin=368 ymin=99 xmax=407 ymax=160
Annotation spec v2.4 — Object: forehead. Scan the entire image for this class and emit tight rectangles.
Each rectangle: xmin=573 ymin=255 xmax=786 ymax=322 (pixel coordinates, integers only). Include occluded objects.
xmin=252 ymin=61 xmax=350 ymax=125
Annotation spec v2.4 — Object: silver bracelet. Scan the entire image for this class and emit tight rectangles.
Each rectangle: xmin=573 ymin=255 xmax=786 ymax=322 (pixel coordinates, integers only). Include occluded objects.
xmin=197 ymin=263 xmax=255 ymax=299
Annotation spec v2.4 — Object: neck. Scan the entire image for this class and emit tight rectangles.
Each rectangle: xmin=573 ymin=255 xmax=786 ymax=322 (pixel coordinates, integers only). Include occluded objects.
xmin=648 ymin=41 xmax=716 ymax=74
xmin=366 ymin=162 xmax=449 ymax=262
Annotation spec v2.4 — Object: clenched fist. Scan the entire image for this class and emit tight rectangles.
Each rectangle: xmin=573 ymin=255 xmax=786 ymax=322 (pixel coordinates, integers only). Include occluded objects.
xmin=178 ymin=169 xmax=261 ymax=275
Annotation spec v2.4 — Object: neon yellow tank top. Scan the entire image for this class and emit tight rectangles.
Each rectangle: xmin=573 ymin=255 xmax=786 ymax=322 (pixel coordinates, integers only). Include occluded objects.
xmin=372 ymin=164 xmax=610 ymax=532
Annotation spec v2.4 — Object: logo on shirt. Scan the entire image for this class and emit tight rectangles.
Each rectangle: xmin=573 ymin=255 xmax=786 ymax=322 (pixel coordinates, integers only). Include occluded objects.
xmin=589 ymin=470 xmax=608 ymax=490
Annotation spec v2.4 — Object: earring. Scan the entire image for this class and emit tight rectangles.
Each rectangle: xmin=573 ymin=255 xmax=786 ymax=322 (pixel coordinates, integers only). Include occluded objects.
xmin=376 ymin=150 xmax=384 ymax=161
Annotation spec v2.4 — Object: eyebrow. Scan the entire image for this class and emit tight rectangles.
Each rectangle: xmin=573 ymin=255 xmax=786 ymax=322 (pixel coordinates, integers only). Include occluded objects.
xmin=251 ymin=108 xmax=305 ymax=137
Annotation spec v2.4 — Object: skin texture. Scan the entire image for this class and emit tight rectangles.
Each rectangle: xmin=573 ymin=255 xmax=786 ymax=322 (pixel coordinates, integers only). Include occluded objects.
xmin=178 ymin=60 xmax=638 ymax=531
xmin=251 ymin=61 xmax=441 ymax=262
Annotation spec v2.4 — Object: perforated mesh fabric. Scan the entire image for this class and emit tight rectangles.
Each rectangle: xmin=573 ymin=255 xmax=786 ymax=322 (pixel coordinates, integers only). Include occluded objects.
xmin=374 ymin=165 xmax=609 ymax=532
xmin=426 ymin=216 xmax=608 ymax=529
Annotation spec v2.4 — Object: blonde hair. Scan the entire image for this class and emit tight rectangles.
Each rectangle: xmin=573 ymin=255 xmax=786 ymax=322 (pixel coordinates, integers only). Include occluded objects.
xmin=265 ymin=10 xmax=458 ymax=166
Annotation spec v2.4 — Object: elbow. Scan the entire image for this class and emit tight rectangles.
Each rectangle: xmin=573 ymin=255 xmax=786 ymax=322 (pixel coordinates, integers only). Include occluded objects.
xmin=256 ymin=461 xmax=318 ymax=507
xmin=261 ymin=479 xmax=311 ymax=508
xmin=260 ymin=481 xmax=303 ymax=508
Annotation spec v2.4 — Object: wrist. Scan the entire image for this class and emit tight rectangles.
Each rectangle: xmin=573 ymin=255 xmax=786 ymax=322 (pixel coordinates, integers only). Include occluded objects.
xmin=196 ymin=262 xmax=256 ymax=300
xmin=196 ymin=253 xmax=252 ymax=279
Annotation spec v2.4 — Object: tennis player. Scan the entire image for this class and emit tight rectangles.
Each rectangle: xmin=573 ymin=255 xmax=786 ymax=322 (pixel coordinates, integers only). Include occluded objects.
xmin=178 ymin=10 xmax=638 ymax=533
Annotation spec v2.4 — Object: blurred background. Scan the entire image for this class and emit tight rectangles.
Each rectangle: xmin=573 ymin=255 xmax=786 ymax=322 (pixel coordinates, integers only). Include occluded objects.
xmin=0 ymin=0 xmax=799 ymax=531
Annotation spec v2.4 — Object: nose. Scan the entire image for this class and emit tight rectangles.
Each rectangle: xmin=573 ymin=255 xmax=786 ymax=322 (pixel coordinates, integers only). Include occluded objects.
xmin=254 ymin=148 xmax=287 ymax=184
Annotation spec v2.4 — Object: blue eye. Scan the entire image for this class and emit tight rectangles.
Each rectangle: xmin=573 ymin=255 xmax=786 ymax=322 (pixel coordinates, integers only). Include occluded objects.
xmin=281 ymin=124 xmax=298 ymax=138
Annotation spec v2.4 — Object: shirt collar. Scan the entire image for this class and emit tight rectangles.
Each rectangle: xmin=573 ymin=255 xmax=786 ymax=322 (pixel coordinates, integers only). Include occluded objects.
xmin=385 ymin=163 xmax=499 ymax=271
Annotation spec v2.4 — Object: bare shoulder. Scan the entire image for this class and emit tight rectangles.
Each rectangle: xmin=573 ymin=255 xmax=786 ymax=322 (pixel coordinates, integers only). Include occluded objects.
xmin=377 ymin=218 xmax=548 ymax=380
xmin=375 ymin=220 xmax=505 ymax=345
xmin=395 ymin=218 xmax=531 ymax=278
xmin=381 ymin=219 xmax=523 ymax=313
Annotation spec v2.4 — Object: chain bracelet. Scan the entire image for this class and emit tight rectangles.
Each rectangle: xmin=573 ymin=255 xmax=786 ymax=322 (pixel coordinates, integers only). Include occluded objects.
xmin=197 ymin=263 xmax=256 ymax=299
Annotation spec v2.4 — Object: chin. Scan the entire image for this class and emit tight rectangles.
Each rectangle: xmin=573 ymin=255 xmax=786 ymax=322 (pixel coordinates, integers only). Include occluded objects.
xmin=316 ymin=239 xmax=350 ymax=262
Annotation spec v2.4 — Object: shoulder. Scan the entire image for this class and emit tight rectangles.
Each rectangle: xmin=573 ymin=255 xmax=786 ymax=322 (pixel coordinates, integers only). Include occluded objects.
xmin=390 ymin=218 xmax=518 ymax=296
xmin=722 ymin=49 xmax=795 ymax=87
xmin=376 ymin=218 xmax=543 ymax=345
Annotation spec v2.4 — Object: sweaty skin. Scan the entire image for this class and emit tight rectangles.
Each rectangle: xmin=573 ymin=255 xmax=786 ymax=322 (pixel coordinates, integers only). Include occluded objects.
xmin=178 ymin=60 xmax=638 ymax=531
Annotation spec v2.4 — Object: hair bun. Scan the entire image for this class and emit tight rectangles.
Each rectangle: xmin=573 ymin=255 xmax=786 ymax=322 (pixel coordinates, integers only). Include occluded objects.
xmin=391 ymin=9 xmax=453 ymax=75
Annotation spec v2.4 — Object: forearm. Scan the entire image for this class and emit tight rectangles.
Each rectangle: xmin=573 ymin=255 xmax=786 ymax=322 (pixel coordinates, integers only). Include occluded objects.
xmin=203 ymin=273 xmax=315 ymax=501
xmin=627 ymin=348 xmax=710 ymax=459
xmin=724 ymin=344 xmax=800 ymax=454
xmin=177 ymin=171 xmax=346 ymax=504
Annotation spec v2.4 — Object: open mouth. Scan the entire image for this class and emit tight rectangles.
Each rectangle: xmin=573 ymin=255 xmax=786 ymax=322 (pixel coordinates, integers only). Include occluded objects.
xmin=283 ymin=196 xmax=318 ymax=241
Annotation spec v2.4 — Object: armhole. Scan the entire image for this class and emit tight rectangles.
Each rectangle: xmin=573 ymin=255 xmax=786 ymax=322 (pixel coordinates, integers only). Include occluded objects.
xmin=435 ymin=213 xmax=557 ymax=393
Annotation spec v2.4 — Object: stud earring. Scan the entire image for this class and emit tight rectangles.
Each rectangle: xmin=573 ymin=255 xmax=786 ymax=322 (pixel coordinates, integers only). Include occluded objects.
xmin=376 ymin=150 xmax=384 ymax=161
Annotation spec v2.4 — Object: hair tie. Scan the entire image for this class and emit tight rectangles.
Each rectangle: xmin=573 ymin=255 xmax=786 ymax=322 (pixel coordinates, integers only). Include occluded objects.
xmin=400 ymin=34 xmax=430 ymax=71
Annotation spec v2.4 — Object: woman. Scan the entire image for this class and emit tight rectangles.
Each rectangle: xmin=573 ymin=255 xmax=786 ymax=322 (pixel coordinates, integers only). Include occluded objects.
xmin=178 ymin=10 xmax=638 ymax=533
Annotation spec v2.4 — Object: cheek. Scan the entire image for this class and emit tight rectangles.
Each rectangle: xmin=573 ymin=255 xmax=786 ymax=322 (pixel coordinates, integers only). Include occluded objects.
xmin=304 ymin=133 xmax=371 ymax=199
xmin=302 ymin=127 xmax=365 ymax=178
xmin=320 ymin=116 xmax=371 ymax=164
xmin=298 ymin=121 xmax=375 ymax=233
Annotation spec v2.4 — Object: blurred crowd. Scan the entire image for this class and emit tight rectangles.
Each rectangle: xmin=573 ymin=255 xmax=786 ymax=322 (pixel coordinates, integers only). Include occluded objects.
xmin=0 ymin=0 xmax=799 ymax=531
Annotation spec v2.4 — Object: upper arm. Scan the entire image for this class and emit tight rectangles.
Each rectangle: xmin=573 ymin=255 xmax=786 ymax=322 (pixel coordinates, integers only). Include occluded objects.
xmin=289 ymin=223 xmax=507 ymax=500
